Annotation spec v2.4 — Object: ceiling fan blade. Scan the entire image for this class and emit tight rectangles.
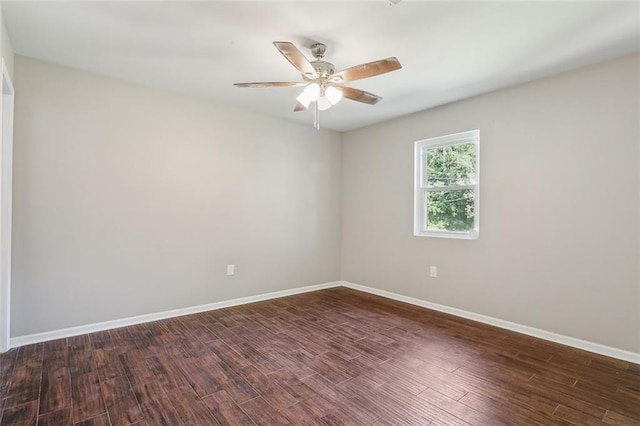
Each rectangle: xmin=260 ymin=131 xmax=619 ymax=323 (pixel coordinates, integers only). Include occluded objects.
xmin=294 ymin=102 xmax=307 ymax=112
xmin=273 ymin=42 xmax=317 ymax=79
xmin=234 ymin=82 xmax=306 ymax=88
xmin=336 ymin=86 xmax=382 ymax=105
xmin=329 ymin=57 xmax=402 ymax=83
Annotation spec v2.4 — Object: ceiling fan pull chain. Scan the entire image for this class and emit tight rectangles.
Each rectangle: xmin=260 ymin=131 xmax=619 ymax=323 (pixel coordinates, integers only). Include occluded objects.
xmin=314 ymin=102 xmax=320 ymax=130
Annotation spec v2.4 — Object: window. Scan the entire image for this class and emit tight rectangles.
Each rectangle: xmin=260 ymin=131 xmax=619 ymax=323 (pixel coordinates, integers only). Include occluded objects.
xmin=414 ymin=129 xmax=479 ymax=239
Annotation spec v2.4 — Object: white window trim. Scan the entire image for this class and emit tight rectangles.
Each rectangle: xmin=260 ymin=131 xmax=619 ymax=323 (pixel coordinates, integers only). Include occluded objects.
xmin=414 ymin=129 xmax=480 ymax=240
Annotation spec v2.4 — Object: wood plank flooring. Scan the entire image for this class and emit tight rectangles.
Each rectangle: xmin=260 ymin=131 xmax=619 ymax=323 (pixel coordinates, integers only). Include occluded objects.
xmin=1 ymin=287 xmax=638 ymax=425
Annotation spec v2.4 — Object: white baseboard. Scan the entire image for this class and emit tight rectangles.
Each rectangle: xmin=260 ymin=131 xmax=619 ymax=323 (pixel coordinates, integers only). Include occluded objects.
xmin=341 ymin=281 xmax=640 ymax=364
xmin=10 ymin=279 xmax=639 ymax=364
xmin=9 ymin=281 xmax=342 ymax=348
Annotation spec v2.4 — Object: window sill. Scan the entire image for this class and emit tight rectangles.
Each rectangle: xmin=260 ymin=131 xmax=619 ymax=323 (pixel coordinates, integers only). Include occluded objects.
xmin=414 ymin=230 xmax=479 ymax=240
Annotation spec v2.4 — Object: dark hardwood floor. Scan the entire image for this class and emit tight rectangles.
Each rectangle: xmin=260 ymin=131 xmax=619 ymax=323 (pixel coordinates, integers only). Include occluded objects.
xmin=0 ymin=287 xmax=638 ymax=425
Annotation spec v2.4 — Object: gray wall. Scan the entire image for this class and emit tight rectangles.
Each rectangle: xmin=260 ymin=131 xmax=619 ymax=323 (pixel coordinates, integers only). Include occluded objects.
xmin=12 ymin=56 xmax=342 ymax=336
xmin=342 ymin=54 xmax=639 ymax=353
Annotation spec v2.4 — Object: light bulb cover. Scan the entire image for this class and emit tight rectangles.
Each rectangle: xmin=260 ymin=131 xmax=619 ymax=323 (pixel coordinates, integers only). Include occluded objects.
xmin=296 ymin=83 xmax=321 ymax=108
xmin=325 ymin=86 xmax=343 ymax=105
xmin=296 ymin=93 xmax=311 ymax=108
xmin=317 ymin=96 xmax=332 ymax=111
xmin=307 ymin=83 xmax=321 ymax=101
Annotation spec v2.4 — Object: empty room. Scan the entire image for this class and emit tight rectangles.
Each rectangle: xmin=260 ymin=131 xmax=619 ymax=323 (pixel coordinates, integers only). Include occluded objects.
xmin=0 ymin=1 xmax=638 ymax=425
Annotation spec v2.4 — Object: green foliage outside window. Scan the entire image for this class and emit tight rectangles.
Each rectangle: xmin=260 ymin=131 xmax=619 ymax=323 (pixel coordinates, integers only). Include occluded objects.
xmin=425 ymin=143 xmax=476 ymax=231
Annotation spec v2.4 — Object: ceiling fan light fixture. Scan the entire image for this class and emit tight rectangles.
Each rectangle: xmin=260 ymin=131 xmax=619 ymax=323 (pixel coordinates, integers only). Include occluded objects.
xmin=296 ymin=83 xmax=320 ymax=108
xmin=325 ymin=86 xmax=343 ymax=105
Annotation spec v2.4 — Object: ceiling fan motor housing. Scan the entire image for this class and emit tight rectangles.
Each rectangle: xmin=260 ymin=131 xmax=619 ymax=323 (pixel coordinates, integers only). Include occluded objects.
xmin=310 ymin=61 xmax=335 ymax=79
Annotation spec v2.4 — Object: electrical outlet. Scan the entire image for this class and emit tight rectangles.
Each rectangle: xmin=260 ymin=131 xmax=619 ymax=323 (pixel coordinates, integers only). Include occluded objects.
xmin=429 ymin=266 xmax=437 ymax=278
xmin=227 ymin=264 xmax=235 ymax=276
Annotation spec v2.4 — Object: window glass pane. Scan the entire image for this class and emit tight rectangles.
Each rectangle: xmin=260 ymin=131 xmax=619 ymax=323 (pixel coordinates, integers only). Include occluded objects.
xmin=427 ymin=189 xmax=475 ymax=231
xmin=425 ymin=143 xmax=477 ymax=186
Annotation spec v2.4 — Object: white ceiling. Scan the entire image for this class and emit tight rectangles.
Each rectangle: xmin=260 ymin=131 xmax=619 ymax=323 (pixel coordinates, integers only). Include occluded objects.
xmin=3 ymin=1 xmax=639 ymax=132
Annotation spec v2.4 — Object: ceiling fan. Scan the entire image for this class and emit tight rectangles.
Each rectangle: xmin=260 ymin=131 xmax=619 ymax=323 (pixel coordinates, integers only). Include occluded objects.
xmin=234 ymin=41 xmax=402 ymax=129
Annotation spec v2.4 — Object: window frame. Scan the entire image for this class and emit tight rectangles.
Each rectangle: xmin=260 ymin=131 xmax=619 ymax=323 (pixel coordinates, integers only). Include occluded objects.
xmin=413 ymin=129 xmax=480 ymax=239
